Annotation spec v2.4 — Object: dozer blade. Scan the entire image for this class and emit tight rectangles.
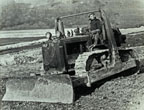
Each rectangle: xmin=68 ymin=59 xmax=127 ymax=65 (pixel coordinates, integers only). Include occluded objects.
xmin=2 ymin=75 xmax=74 ymax=104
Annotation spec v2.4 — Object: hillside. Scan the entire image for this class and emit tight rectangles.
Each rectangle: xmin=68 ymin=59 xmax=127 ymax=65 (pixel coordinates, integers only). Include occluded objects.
xmin=0 ymin=0 xmax=144 ymax=30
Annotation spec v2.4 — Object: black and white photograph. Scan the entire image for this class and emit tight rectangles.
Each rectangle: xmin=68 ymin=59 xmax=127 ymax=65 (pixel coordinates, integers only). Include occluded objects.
xmin=1 ymin=0 xmax=144 ymax=110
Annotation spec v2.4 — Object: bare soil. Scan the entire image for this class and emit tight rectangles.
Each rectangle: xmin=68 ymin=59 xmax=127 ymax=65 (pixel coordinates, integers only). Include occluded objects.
xmin=0 ymin=33 xmax=144 ymax=110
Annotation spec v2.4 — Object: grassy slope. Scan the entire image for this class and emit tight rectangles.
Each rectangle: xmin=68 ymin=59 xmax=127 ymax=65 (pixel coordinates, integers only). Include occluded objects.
xmin=1 ymin=0 xmax=144 ymax=30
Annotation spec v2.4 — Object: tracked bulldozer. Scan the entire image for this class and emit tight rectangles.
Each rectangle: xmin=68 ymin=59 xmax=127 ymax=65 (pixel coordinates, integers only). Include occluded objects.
xmin=2 ymin=9 xmax=144 ymax=104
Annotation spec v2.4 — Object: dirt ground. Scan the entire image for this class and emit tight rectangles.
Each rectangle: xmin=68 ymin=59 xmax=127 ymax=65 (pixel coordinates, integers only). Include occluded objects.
xmin=0 ymin=33 xmax=144 ymax=110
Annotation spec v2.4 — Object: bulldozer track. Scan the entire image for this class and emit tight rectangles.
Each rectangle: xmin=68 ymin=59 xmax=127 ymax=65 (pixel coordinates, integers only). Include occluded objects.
xmin=75 ymin=49 xmax=108 ymax=77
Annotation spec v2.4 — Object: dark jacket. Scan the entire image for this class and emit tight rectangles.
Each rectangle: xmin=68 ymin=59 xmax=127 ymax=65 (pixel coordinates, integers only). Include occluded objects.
xmin=90 ymin=18 xmax=102 ymax=31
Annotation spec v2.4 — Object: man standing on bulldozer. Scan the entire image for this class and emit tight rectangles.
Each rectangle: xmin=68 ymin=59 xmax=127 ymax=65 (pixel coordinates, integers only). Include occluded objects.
xmin=89 ymin=13 xmax=102 ymax=31
xmin=88 ymin=12 xmax=102 ymax=50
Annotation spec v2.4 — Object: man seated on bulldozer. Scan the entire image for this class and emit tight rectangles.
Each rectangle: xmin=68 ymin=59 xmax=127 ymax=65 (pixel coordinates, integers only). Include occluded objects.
xmin=88 ymin=12 xmax=102 ymax=50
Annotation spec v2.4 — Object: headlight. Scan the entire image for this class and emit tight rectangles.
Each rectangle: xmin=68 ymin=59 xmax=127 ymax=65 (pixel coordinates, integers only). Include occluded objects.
xmin=56 ymin=31 xmax=61 ymax=38
xmin=45 ymin=32 xmax=52 ymax=40
xmin=42 ymin=42 xmax=48 ymax=47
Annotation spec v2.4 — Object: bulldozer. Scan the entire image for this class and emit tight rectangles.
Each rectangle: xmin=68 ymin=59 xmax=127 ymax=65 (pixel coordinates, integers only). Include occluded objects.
xmin=2 ymin=9 xmax=144 ymax=104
